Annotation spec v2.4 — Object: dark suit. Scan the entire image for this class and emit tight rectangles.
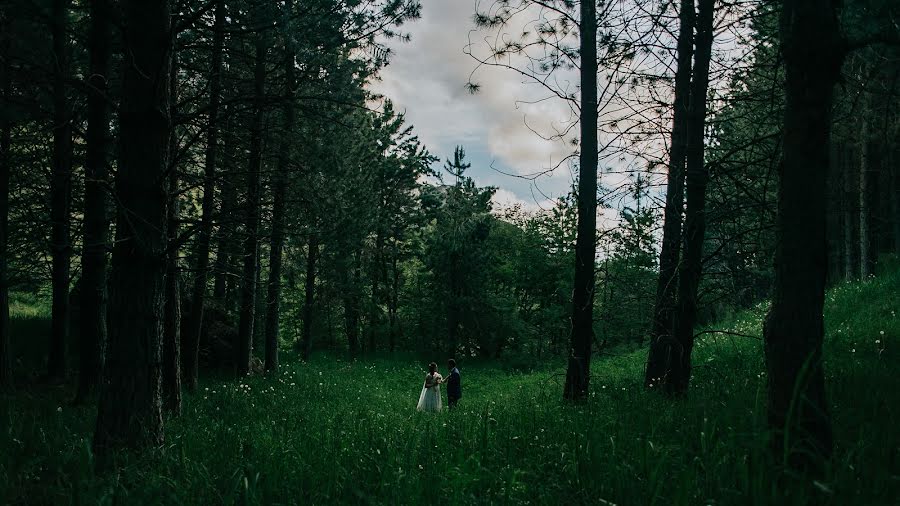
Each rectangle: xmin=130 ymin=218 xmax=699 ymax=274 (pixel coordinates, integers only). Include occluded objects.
xmin=446 ymin=367 xmax=461 ymax=408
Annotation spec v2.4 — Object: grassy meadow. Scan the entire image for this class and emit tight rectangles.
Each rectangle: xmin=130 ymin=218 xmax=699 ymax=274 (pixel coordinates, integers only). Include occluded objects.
xmin=1 ymin=270 xmax=898 ymax=505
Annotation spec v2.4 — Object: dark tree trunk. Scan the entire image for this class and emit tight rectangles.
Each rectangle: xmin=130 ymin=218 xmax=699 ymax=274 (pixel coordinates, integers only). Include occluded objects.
xmin=388 ymin=252 xmax=399 ymax=352
xmin=447 ymin=256 xmax=460 ymax=355
xmin=858 ymin=95 xmax=870 ymax=278
xmin=48 ymin=0 xmax=73 ymax=380
xmin=183 ymin=0 xmax=225 ymax=391
xmin=76 ymin=0 xmax=112 ymax=403
xmin=236 ymin=2 xmax=268 ymax=376
xmin=162 ymin=51 xmax=181 ymax=415
xmin=368 ymin=230 xmax=383 ymax=353
xmin=764 ymin=0 xmax=841 ymax=471
xmin=644 ymin=0 xmax=695 ymax=388
xmin=344 ymin=251 xmax=361 ymax=356
xmin=662 ymin=0 xmax=715 ymax=396
xmin=94 ymin=0 xmax=171 ymax=457
xmin=0 ymin=18 xmax=11 ymax=389
xmin=212 ymin=109 xmax=236 ymax=304
xmin=264 ymin=0 xmax=295 ymax=373
xmin=263 ymin=190 xmax=284 ymax=370
xmin=843 ymin=145 xmax=855 ymax=279
xmin=562 ymin=0 xmax=598 ymax=400
xmin=301 ymin=233 xmax=318 ymax=361
xmin=162 ymin=254 xmax=181 ymax=414
xmin=826 ymin=139 xmax=842 ymax=284
xmin=181 ymin=0 xmax=226 ymax=391
xmin=892 ymin=150 xmax=900 ymax=253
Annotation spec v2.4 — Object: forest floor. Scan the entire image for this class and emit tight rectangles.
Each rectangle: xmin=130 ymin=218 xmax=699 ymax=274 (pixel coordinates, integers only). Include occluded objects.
xmin=1 ymin=269 xmax=899 ymax=505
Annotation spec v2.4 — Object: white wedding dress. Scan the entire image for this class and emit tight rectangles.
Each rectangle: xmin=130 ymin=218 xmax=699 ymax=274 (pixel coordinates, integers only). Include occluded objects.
xmin=416 ymin=372 xmax=443 ymax=412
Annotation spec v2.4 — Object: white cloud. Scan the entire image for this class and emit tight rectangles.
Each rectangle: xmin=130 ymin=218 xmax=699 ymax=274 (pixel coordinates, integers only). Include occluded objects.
xmin=490 ymin=187 xmax=555 ymax=213
xmin=369 ymin=0 xmax=577 ymax=184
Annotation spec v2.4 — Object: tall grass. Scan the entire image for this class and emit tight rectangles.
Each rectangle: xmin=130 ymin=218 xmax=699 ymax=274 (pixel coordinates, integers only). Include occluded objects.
xmin=0 ymin=271 xmax=897 ymax=505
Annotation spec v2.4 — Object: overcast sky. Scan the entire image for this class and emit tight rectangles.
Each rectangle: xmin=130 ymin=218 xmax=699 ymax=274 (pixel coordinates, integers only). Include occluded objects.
xmin=369 ymin=0 xmax=582 ymax=214
xmin=368 ymin=0 xmax=752 ymax=234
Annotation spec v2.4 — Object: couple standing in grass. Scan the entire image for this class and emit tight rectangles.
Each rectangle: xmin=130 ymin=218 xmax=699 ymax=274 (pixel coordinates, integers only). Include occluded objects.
xmin=416 ymin=359 xmax=461 ymax=412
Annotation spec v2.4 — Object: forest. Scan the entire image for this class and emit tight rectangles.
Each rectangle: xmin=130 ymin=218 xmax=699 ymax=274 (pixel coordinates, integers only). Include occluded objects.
xmin=0 ymin=0 xmax=898 ymax=504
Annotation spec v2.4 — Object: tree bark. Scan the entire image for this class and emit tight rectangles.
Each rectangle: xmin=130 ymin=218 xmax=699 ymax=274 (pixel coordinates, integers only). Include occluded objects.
xmin=842 ymin=145 xmax=855 ymax=279
xmin=858 ymin=93 xmax=870 ymax=278
xmin=183 ymin=0 xmax=225 ymax=390
xmin=212 ymin=107 xmax=236 ymax=305
xmin=301 ymin=233 xmax=318 ymax=361
xmin=892 ymin=150 xmax=900 ymax=254
xmin=162 ymin=49 xmax=181 ymax=415
xmin=264 ymin=0 xmax=295 ymax=373
xmin=764 ymin=0 xmax=841 ymax=471
xmin=48 ymin=0 xmax=73 ymax=380
xmin=236 ymin=2 xmax=268 ymax=376
xmin=388 ymin=252 xmax=399 ymax=352
xmin=368 ymin=229 xmax=383 ymax=353
xmin=0 ymin=15 xmax=12 ymax=389
xmin=826 ymin=138 xmax=842 ymax=284
xmin=76 ymin=0 xmax=112 ymax=403
xmin=644 ymin=0 xmax=694 ymax=388
xmin=663 ymin=0 xmax=715 ymax=396
xmin=447 ymin=254 xmax=460 ymax=355
xmin=562 ymin=0 xmax=598 ymax=401
xmin=343 ymin=251 xmax=361 ymax=356
xmin=94 ymin=0 xmax=171 ymax=457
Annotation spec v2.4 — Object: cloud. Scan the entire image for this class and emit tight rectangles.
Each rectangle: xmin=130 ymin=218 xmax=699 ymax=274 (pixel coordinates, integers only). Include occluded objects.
xmin=490 ymin=187 xmax=556 ymax=213
xmin=370 ymin=0 xmax=577 ymax=189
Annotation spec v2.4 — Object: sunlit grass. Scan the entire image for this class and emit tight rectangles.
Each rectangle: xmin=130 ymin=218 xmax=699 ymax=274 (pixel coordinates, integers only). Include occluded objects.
xmin=0 ymin=270 xmax=897 ymax=504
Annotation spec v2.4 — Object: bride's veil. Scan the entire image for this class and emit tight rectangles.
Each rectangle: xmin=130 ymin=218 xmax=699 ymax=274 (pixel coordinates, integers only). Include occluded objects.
xmin=416 ymin=376 xmax=428 ymax=410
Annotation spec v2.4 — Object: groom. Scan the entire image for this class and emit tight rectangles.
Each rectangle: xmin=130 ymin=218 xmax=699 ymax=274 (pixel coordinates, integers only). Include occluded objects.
xmin=446 ymin=359 xmax=461 ymax=409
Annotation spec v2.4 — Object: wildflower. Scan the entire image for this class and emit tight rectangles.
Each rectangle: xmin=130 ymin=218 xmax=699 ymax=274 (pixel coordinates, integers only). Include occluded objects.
xmin=57 ymin=406 xmax=62 ymax=413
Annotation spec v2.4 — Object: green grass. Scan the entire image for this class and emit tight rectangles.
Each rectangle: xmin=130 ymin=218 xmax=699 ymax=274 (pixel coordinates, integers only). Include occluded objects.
xmin=1 ymin=271 xmax=898 ymax=505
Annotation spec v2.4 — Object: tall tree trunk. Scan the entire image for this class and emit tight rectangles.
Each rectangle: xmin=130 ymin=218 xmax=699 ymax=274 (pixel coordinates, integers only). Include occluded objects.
xmin=48 ymin=0 xmax=73 ymax=380
xmin=344 ymin=251 xmax=361 ymax=356
xmin=858 ymin=94 xmax=870 ymax=278
xmin=892 ymin=150 xmax=900 ymax=253
xmin=368 ymin=229 xmax=383 ymax=353
xmin=264 ymin=0 xmax=295 ymax=373
xmin=826 ymin=138 xmax=842 ymax=284
xmin=94 ymin=0 xmax=171 ymax=457
xmin=162 ymin=50 xmax=181 ymax=415
xmin=664 ymin=0 xmax=715 ymax=396
xmin=183 ymin=0 xmax=225 ymax=391
xmin=212 ymin=107 xmax=236 ymax=304
xmin=562 ymin=0 xmax=598 ymax=400
xmin=76 ymin=0 xmax=112 ymax=403
xmin=236 ymin=3 xmax=268 ymax=376
xmin=644 ymin=0 xmax=695 ymax=388
xmin=447 ymin=255 xmax=460 ymax=355
xmin=843 ymin=145 xmax=855 ymax=279
xmin=301 ymin=233 xmax=318 ymax=361
xmin=0 ymin=15 xmax=12 ymax=389
xmin=764 ymin=0 xmax=841 ymax=471
xmin=388 ymin=252 xmax=399 ymax=352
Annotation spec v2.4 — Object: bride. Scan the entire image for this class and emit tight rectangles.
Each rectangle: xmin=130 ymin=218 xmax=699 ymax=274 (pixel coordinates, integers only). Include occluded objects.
xmin=416 ymin=362 xmax=444 ymax=412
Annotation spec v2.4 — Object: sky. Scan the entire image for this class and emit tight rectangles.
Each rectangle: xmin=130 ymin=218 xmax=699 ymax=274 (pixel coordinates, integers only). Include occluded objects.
xmin=368 ymin=0 xmax=754 ymax=234
xmin=369 ymin=0 xmax=582 ymax=214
